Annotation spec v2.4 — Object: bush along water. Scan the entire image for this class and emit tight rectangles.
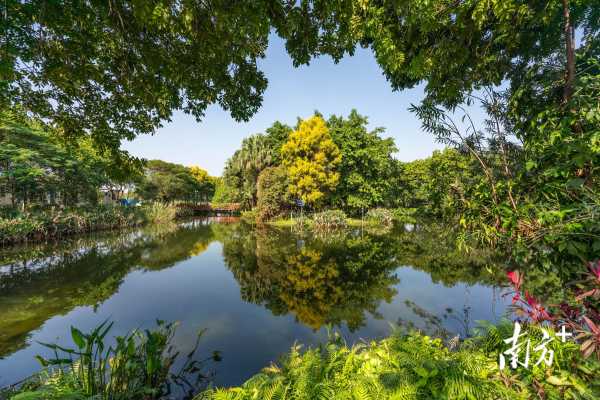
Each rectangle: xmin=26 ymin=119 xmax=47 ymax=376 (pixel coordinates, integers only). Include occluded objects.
xmin=7 ymin=320 xmax=219 ymax=400
xmin=145 ymin=202 xmax=179 ymax=224
xmin=0 ymin=203 xmax=180 ymax=245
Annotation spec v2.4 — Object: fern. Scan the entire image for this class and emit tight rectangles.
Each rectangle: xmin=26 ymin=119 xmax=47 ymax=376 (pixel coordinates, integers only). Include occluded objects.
xmin=197 ymin=329 xmax=600 ymax=400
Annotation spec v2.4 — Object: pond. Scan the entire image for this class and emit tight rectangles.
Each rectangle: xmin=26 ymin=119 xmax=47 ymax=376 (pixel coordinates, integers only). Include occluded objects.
xmin=0 ymin=219 xmax=511 ymax=389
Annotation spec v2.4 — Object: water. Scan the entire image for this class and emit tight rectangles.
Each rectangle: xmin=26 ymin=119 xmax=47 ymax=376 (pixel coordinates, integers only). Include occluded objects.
xmin=0 ymin=219 xmax=510 ymax=389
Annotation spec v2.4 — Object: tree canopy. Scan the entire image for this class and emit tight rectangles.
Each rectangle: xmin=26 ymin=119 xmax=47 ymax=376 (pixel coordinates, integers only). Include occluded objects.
xmin=281 ymin=115 xmax=341 ymax=207
xmin=220 ymin=121 xmax=291 ymax=207
xmin=1 ymin=1 xmax=356 ymax=154
xmin=328 ymin=110 xmax=397 ymax=211
xmin=0 ymin=111 xmax=138 ymax=207
xmin=136 ymin=160 xmax=215 ymax=202
xmin=4 ymin=1 xmax=598 ymax=143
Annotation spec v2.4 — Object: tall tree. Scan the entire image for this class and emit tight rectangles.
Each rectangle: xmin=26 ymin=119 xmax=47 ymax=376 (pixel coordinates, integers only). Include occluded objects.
xmin=189 ymin=166 xmax=215 ymax=202
xmin=281 ymin=115 xmax=341 ymax=207
xmin=136 ymin=160 xmax=203 ymax=202
xmin=0 ymin=111 xmax=134 ymax=207
xmin=327 ymin=110 xmax=397 ymax=212
xmin=222 ymin=134 xmax=275 ymax=207
xmin=220 ymin=121 xmax=292 ymax=207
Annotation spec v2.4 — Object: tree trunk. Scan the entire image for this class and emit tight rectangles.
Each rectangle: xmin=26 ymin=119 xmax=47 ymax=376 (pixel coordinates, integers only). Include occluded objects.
xmin=562 ymin=0 xmax=575 ymax=103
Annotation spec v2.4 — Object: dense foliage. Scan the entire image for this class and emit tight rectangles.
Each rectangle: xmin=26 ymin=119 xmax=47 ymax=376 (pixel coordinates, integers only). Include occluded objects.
xmin=3 ymin=1 xmax=600 ymax=398
xmin=201 ymin=324 xmax=600 ymax=400
xmin=2 ymin=1 xmax=338 ymax=157
xmin=220 ymin=110 xmax=398 ymax=216
xmin=0 ymin=204 xmax=179 ymax=245
xmin=256 ymin=166 xmax=289 ymax=223
xmin=8 ymin=321 xmax=213 ymax=400
xmin=219 ymin=131 xmax=284 ymax=207
xmin=281 ymin=116 xmax=342 ymax=207
xmin=136 ymin=160 xmax=215 ymax=203
xmin=0 ymin=112 xmax=138 ymax=208
xmin=328 ymin=110 xmax=397 ymax=212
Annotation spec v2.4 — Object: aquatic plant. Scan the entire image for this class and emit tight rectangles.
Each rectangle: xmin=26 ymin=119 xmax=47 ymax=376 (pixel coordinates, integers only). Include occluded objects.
xmin=365 ymin=208 xmax=393 ymax=226
xmin=0 ymin=204 xmax=183 ymax=245
xmin=10 ymin=320 xmax=217 ymax=400
xmin=312 ymin=210 xmax=347 ymax=230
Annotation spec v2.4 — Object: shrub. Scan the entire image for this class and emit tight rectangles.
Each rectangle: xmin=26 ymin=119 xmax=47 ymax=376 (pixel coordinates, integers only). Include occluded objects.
xmin=366 ymin=208 xmax=394 ymax=226
xmin=141 ymin=203 xmax=178 ymax=224
xmin=240 ymin=209 xmax=258 ymax=225
xmin=256 ymin=166 xmax=288 ymax=223
xmin=0 ymin=217 xmax=42 ymax=243
xmin=201 ymin=326 xmax=600 ymax=400
xmin=201 ymin=331 xmax=517 ymax=400
xmin=0 ymin=205 xmax=179 ymax=245
xmin=312 ymin=209 xmax=347 ymax=230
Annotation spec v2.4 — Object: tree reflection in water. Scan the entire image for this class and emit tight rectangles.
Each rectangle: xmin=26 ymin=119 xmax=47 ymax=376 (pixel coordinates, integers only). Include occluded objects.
xmin=0 ymin=219 xmax=505 ymax=360
xmin=222 ymin=225 xmax=401 ymax=330
xmin=221 ymin=223 xmax=505 ymax=331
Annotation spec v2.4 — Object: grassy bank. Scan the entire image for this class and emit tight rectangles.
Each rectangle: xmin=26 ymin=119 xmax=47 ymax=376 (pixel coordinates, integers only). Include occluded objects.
xmin=0 ymin=203 xmax=181 ymax=245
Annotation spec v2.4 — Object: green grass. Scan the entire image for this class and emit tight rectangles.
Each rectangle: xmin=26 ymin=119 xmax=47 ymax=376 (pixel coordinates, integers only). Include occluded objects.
xmin=267 ymin=218 xmax=298 ymax=227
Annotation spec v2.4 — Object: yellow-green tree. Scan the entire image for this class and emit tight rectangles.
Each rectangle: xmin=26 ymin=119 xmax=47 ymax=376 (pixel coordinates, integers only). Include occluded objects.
xmin=281 ymin=116 xmax=341 ymax=207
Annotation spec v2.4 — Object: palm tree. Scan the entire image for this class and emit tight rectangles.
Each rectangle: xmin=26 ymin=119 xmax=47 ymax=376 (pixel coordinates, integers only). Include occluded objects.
xmin=230 ymin=134 xmax=274 ymax=207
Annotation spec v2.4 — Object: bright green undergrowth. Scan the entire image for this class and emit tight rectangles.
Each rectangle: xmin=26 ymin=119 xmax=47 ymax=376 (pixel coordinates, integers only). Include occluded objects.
xmin=200 ymin=324 xmax=600 ymax=400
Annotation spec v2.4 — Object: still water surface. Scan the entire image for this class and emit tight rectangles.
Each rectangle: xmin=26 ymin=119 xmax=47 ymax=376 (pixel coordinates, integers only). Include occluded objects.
xmin=0 ymin=219 xmax=510 ymax=388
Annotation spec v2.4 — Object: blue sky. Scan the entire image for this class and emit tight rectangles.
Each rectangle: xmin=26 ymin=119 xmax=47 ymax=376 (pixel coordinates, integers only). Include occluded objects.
xmin=122 ymin=35 xmax=446 ymax=176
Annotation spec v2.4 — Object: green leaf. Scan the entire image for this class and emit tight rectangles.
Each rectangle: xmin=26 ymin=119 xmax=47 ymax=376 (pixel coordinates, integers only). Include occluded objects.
xmin=71 ymin=326 xmax=86 ymax=349
xmin=34 ymin=355 xmax=49 ymax=367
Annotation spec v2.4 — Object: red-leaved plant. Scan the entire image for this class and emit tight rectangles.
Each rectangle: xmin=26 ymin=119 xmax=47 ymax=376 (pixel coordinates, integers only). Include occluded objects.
xmin=506 ymin=260 xmax=600 ymax=359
